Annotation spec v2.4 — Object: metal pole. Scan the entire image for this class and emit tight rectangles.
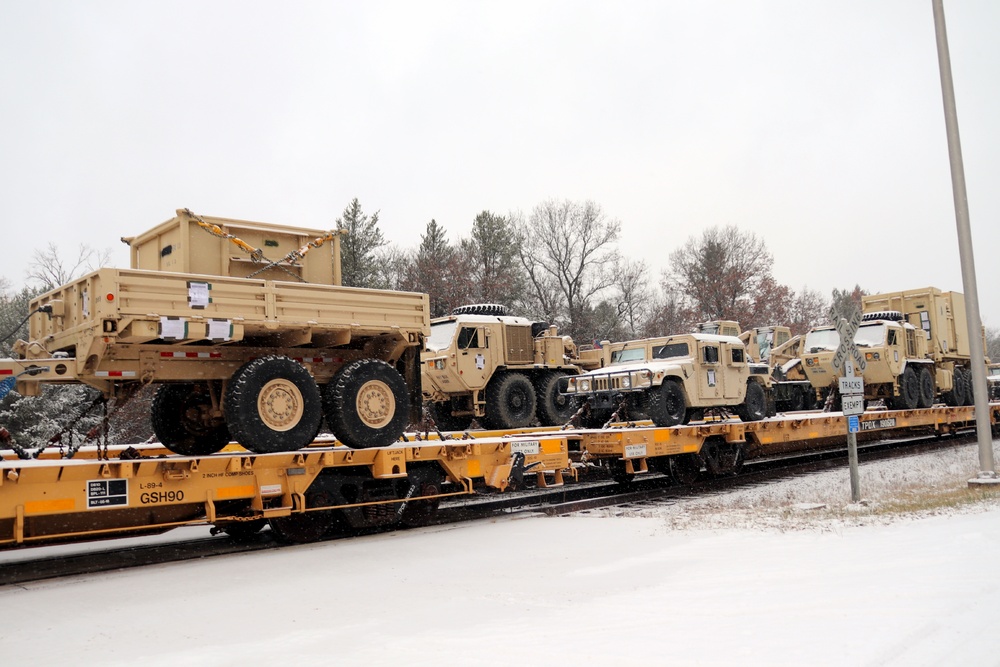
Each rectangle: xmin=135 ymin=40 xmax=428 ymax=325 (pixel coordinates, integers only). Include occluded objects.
xmin=930 ymin=0 xmax=997 ymax=482
xmin=845 ymin=357 xmax=861 ymax=502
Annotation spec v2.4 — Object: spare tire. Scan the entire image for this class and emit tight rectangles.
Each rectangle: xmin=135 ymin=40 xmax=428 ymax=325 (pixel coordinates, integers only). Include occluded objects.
xmin=451 ymin=303 xmax=509 ymax=317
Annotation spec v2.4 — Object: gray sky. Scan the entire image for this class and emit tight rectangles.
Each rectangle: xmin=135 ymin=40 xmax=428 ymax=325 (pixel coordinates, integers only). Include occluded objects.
xmin=2 ymin=1 xmax=998 ymax=324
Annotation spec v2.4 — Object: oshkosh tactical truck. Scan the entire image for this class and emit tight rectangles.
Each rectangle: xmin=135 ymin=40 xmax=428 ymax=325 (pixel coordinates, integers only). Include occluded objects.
xmin=422 ymin=304 xmax=602 ymax=430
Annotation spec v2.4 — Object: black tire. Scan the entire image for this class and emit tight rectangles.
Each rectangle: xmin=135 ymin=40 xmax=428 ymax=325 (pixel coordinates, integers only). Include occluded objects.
xmin=451 ymin=303 xmax=509 ymax=317
xmin=428 ymin=401 xmax=472 ymax=432
xmin=324 ymin=358 xmax=410 ymax=449
xmin=962 ymin=367 xmax=975 ymax=406
xmin=944 ymin=367 xmax=965 ymax=407
xmin=735 ymin=381 xmax=766 ymax=422
xmin=482 ymin=372 xmax=536 ymax=429
xmin=151 ymin=383 xmax=230 ymax=456
xmin=647 ymin=379 xmax=687 ymax=427
xmin=534 ymin=372 xmax=577 ymax=426
xmin=917 ymin=367 xmax=935 ymax=409
xmin=224 ymin=356 xmax=323 ymax=454
xmin=668 ymin=453 xmax=701 ymax=485
xmin=892 ymin=366 xmax=920 ymax=411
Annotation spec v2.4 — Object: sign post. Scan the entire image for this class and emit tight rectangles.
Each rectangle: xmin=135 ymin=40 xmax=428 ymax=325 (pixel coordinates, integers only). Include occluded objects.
xmin=832 ymin=314 xmax=865 ymax=503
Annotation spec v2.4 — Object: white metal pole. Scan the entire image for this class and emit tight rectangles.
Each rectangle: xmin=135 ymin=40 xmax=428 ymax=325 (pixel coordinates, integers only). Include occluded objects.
xmin=930 ymin=0 xmax=997 ymax=482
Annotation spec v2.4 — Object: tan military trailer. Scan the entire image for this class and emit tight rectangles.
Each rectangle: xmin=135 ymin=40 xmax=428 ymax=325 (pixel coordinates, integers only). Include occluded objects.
xmin=560 ymin=331 xmax=770 ymax=427
xmin=800 ymin=287 xmax=973 ymax=410
xmin=1 ymin=209 xmax=430 ymax=455
xmin=422 ymin=304 xmax=602 ymax=430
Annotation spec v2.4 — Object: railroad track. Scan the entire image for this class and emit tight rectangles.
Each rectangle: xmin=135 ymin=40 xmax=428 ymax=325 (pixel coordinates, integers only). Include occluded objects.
xmin=0 ymin=430 xmax=976 ymax=586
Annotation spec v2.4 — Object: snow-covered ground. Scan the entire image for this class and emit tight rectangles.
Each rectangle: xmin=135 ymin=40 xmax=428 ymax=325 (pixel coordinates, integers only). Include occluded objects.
xmin=3 ymin=442 xmax=1000 ymax=666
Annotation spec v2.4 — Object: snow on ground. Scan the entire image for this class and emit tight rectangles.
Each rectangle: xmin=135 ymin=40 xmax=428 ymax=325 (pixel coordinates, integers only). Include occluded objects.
xmin=3 ymin=442 xmax=1000 ymax=666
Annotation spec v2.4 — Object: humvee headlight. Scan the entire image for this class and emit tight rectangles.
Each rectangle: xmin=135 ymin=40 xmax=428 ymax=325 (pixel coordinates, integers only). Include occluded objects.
xmin=806 ymin=358 xmax=816 ymax=366
xmin=431 ymin=359 xmax=446 ymax=370
xmin=579 ymin=379 xmax=591 ymax=392
xmin=621 ymin=376 xmax=631 ymax=389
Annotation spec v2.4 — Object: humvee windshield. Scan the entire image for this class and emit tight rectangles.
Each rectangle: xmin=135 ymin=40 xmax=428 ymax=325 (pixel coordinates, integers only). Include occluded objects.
xmin=427 ymin=321 xmax=458 ymax=351
xmin=610 ymin=347 xmax=646 ymax=365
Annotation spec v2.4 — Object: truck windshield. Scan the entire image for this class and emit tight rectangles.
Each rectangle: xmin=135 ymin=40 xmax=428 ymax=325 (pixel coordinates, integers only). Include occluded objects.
xmin=426 ymin=321 xmax=458 ymax=351
xmin=804 ymin=329 xmax=839 ymax=353
xmin=610 ymin=347 xmax=647 ymax=365
xmin=854 ymin=324 xmax=886 ymax=348
xmin=755 ymin=331 xmax=773 ymax=361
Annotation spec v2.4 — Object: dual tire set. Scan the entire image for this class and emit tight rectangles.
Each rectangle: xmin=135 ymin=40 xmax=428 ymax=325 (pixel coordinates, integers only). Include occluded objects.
xmin=432 ymin=370 xmax=576 ymax=431
xmin=151 ymin=356 xmax=409 ymax=456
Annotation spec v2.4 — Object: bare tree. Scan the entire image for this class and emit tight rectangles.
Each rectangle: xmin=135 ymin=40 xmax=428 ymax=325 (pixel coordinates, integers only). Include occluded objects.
xmin=786 ymin=286 xmax=830 ymax=336
xmin=665 ymin=225 xmax=778 ymax=328
xmin=517 ymin=200 xmax=621 ymax=341
xmin=28 ymin=243 xmax=111 ymax=291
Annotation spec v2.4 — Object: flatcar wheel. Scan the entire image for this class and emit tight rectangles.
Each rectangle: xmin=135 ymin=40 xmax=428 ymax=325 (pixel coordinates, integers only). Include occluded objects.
xmin=269 ymin=512 xmax=334 ymax=544
xmin=608 ymin=458 xmax=634 ymax=485
xmin=225 ymin=356 xmax=323 ymax=453
xmin=216 ymin=519 xmax=267 ymax=542
xmin=669 ymin=454 xmax=701 ymax=485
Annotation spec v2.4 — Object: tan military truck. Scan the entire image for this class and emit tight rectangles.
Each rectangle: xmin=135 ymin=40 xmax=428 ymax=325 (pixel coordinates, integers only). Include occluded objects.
xmin=561 ymin=331 xmax=770 ymax=427
xmin=1 ymin=209 xmax=430 ymax=455
xmin=800 ymin=287 xmax=973 ymax=410
xmin=740 ymin=325 xmax=816 ymax=411
xmin=422 ymin=304 xmax=602 ymax=430
xmin=988 ymin=363 xmax=1000 ymax=402
xmin=699 ymin=321 xmax=815 ymax=412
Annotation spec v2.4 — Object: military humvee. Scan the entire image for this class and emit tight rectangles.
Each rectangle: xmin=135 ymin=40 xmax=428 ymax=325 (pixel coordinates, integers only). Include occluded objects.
xmin=560 ymin=332 xmax=770 ymax=427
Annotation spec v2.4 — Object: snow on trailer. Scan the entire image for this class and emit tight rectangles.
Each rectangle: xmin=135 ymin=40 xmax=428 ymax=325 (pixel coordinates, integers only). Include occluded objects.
xmin=566 ymin=403 xmax=996 ymax=484
xmin=0 ymin=433 xmax=573 ymax=549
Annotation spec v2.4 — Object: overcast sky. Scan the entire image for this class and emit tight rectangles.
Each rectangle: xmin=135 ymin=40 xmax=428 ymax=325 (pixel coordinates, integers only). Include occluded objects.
xmin=2 ymin=1 xmax=998 ymax=324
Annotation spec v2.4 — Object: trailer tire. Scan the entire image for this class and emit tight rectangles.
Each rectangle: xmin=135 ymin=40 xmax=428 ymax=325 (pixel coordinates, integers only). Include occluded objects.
xmin=917 ymin=367 xmax=934 ymax=409
xmin=534 ymin=372 xmax=577 ymax=426
xmin=151 ymin=383 xmax=230 ymax=456
xmin=668 ymin=453 xmax=701 ymax=485
xmin=735 ymin=381 xmax=766 ymax=422
xmin=483 ymin=372 xmax=537 ymax=429
xmin=892 ymin=366 xmax=920 ymax=410
xmin=647 ymin=379 xmax=687 ymax=427
xmin=324 ymin=358 xmax=410 ymax=449
xmin=225 ymin=356 xmax=323 ymax=454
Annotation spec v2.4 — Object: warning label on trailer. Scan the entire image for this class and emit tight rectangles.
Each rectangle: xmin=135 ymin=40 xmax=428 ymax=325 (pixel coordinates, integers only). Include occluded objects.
xmin=860 ymin=418 xmax=897 ymax=432
xmin=87 ymin=479 xmax=129 ymax=509
xmin=510 ymin=440 xmax=541 ymax=455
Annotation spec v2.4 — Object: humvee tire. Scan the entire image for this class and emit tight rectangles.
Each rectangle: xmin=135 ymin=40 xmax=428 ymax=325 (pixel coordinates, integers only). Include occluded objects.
xmin=647 ymin=379 xmax=687 ymax=427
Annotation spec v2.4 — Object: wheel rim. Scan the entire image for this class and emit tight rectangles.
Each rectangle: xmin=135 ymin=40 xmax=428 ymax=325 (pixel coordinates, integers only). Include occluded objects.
xmin=355 ymin=379 xmax=396 ymax=429
xmin=257 ymin=378 xmax=305 ymax=432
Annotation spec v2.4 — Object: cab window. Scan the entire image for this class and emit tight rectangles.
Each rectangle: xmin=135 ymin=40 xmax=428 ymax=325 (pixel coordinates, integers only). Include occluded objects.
xmin=703 ymin=345 xmax=719 ymax=364
xmin=731 ymin=348 xmax=745 ymax=363
xmin=457 ymin=327 xmax=482 ymax=349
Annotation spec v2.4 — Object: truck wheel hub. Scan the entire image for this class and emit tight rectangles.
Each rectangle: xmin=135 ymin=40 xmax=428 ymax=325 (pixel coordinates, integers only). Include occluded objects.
xmin=258 ymin=379 xmax=304 ymax=431
xmin=356 ymin=380 xmax=395 ymax=428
